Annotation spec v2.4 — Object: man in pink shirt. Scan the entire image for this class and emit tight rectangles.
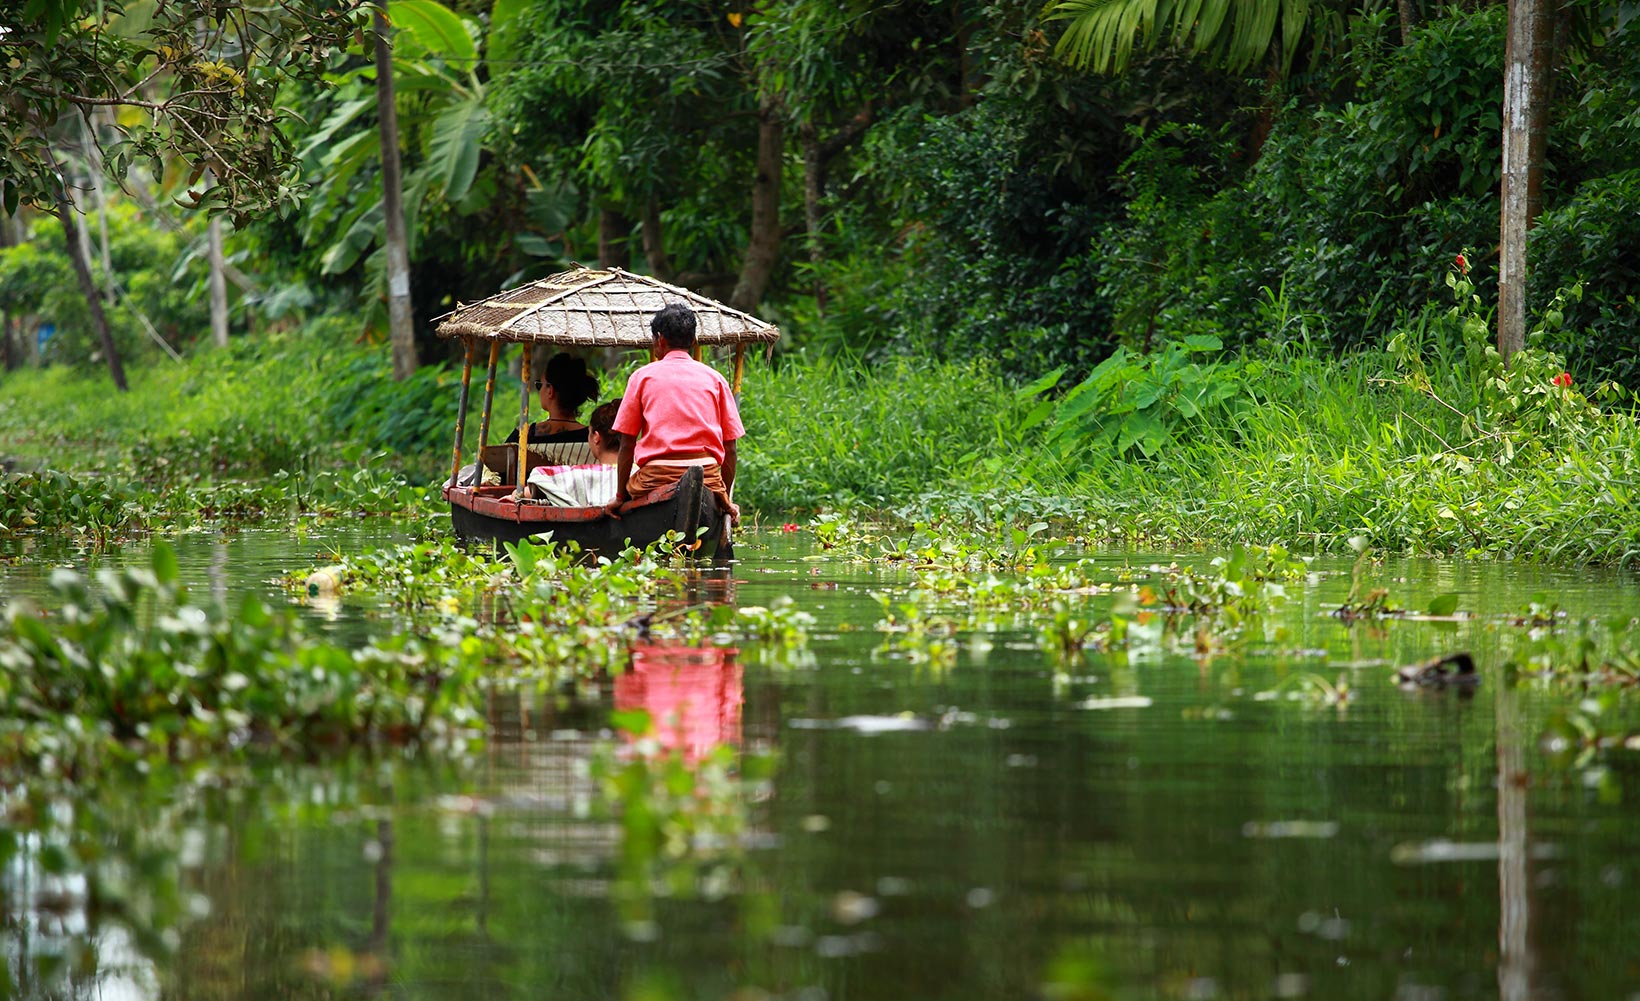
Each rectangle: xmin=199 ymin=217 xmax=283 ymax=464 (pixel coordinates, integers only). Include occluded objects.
xmin=606 ymin=303 xmax=745 ymax=523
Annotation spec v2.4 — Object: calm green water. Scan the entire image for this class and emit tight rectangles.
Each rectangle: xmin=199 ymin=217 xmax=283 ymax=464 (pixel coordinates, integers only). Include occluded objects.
xmin=4 ymin=528 xmax=1640 ymax=1000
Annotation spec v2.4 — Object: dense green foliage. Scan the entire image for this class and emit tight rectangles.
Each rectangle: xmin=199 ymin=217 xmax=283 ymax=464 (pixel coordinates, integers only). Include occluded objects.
xmin=1 ymin=0 xmax=1637 ymax=570
xmin=15 ymin=0 xmax=1631 ymax=383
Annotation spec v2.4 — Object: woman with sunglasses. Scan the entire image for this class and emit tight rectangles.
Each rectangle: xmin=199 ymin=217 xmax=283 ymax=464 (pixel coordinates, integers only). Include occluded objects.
xmin=505 ymin=352 xmax=600 ymax=444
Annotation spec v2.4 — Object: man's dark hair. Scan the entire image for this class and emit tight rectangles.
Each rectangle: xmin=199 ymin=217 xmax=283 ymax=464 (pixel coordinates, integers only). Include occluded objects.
xmin=650 ymin=303 xmax=697 ymax=350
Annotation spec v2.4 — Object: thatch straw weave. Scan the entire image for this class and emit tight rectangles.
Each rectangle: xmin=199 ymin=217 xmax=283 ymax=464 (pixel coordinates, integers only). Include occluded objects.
xmin=435 ymin=267 xmax=780 ymax=347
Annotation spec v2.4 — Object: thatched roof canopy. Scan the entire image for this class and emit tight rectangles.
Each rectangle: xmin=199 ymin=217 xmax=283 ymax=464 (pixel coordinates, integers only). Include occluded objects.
xmin=435 ymin=267 xmax=780 ymax=347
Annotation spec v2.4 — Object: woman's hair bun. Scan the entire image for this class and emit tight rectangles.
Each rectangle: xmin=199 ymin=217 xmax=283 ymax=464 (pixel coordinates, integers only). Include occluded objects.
xmin=546 ymin=352 xmax=599 ymax=412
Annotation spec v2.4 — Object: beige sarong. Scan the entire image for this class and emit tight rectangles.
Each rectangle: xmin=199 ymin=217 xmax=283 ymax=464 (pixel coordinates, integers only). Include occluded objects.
xmin=627 ymin=457 xmax=736 ymax=524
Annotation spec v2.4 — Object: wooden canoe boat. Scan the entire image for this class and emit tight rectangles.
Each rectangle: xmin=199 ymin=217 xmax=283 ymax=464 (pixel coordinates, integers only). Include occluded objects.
xmin=433 ymin=268 xmax=778 ymax=558
xmin=444 ymin=465 xmax=723 ymax=552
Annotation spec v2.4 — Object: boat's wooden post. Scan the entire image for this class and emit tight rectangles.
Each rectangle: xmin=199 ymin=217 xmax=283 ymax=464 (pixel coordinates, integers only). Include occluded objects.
xmin=450 ymin=338 xmax=475 ymax=488
xmin=476 ymin=341 xmax=501 ymax=444
xmin=469 ymin=340 xmax=502 ymax=486
xmin=514 ymin=344 xmax=531 ymax=500
xmin=732 ymin=344 xmax=745 ymax=395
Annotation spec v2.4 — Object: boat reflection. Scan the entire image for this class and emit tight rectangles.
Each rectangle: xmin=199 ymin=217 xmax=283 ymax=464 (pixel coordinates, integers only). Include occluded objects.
xmin=614 ymin=644 xmax=742 ymax=761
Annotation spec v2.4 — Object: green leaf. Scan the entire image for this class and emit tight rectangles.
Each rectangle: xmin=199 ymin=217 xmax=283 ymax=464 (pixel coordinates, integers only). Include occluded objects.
xmin=1116 ymin=412 xmax=1168 ymax=456
xmin=1427 ymin=593 xmax=1460 ymax=616
xmin=1181 ymin=333 xmax=1223 ymax=352
xmin=423 ymin=93 xmax=490 ymax=202
xmin=514 ymin=232 xmax=560 ymax=257
xmin=487 ymin=0 xmax=526 ymax=66
xmin=1018 ymin=365 xmax=1066 ymax=400
xmin=1132 ymin=377 xmax=1166 ymax=410
xmin=151 ymin=541 xmax=179 ymax=585
xmin=610 ymin=708 xmax=653 ymax=736
xmin=389 ymin=0 xmax=477 ymax=63
xmin=1018 ymin=397 xmax=1056 ymax=434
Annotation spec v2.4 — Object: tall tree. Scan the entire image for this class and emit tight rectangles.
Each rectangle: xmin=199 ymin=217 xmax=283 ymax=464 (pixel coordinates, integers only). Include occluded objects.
xmin=374 ymin=2 xmax=419 ymax=379
xmin=730 ymin=94 xmax=785 ymax=312
xmin=1050 ymin=0 xmax=1570 ymax=365
xmin=0 ymin=0 xmax=364 ymax=387
xmin=52 ymin=174 xmax=127 ymax=390
xmin=1497 ymin=0 xmax=1555 ymax=362
xmin=298 ymin=0 xmax=509 ymax=347
xmin=206 ymin=173 xmax=230 ymax=347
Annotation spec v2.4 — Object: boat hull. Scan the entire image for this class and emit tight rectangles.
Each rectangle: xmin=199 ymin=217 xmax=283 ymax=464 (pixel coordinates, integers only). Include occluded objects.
xmin=444 ymin=465 xmax=726 ymax=557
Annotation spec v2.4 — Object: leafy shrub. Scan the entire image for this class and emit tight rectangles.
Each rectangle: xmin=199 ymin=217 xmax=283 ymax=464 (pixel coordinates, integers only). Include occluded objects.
xmin=1094 ymin=8 xmax=1508 ymax=354
xmin=0 ymin=544 xmax=483 ymax=764
xmin=739 ymin=354 xmax=1053 ymax=510
xmin=1528 ymin=168 xmax=1640 ymax=388
xmin=1033 ymin=333 xmax=1247 ymax=460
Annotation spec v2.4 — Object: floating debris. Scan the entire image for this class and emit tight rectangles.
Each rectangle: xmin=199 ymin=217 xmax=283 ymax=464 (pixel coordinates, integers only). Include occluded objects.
xmin=1075 ymin=695 xmax=1153 ymax=710
xmin=789 ymin=714 xmax=932 ymax=733
xmin=1242 ymin=820 xmax=1340 ymax=840
xmin=1390 ymin=839 xmax=1560 ymax=865
xmin=1394 ymin=652 xmax=1478 ymax=689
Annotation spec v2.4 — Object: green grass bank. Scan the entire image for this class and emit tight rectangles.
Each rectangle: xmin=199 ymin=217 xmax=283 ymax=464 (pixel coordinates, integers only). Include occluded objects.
xmin=4 ymin=314 xmax=1639 ymax=566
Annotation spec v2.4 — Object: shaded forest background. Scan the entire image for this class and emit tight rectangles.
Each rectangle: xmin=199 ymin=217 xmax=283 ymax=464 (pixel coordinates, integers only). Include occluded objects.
xmin=1 ymin=0 xmax=1637 ymax=391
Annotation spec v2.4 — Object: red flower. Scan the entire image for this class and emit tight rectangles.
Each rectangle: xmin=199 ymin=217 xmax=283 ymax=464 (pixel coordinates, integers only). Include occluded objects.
xmin=1454 ymin=253 xmax=1469 ymax=275
xmin=781 ymin=523 xmax=799 ymax=532
xmin=1552 ymin=371 xmax=1573 ymax=388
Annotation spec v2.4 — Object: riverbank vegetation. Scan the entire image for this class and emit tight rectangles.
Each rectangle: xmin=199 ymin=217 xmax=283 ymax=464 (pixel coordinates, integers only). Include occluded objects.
xmin=7 ymin=287 xmax=1638 ymax=565
xmin=0 ymin=0 xmax=1635 ymax=822
xmin=2 ymin=0 xmax=1636 ymax=566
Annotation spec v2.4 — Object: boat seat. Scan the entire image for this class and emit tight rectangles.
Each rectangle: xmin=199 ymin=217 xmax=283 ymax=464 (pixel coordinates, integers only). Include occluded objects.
xmin=479 ymin=441 xmax=596 ymax=484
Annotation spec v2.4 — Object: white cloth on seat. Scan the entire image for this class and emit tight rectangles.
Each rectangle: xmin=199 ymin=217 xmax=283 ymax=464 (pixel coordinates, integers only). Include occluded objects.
xmin=527 ymin=464 xmax=617 ymax=507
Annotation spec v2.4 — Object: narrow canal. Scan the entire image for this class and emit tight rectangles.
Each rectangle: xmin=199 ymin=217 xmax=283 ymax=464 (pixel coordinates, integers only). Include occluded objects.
xmin=3 ymin=526 xmax=1638 ymax=999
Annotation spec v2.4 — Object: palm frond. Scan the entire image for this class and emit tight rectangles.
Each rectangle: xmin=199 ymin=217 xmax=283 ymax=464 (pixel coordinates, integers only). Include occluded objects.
xmin=1047 ymin=0 xmax=1323 ymax=75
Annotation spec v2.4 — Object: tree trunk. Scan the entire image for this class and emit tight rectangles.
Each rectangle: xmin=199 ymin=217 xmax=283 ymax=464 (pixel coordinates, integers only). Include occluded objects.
xmin=1497 ymin=0 xmax=1553 ymax=363
xmin=208 ymin=211 xmax=229 ymax=347
xmin=55 ymin=191 xmax=127 ymax=391
xmin=598 ymin=208 xmax=632 ymax=269
xmin=0 ymin=216 xmax=15 ymax=372
xmin=1396 ymin=0 xmax=1418 ymax=45
xmin=375 ymin=2 xmax=419 ymax=380
xmin=1245 ymin=53 xmax=1283 ymax=165
xmin=797 ymin=106 xmax=872 ymax=316
xmin=641 ymin=196 xmax=673 ymax=281
xmin=800 ymin=124 xmax=827 ymax=314
xmin=1495 ymin=683 xmax=1535 ymax=1001
xmin=731 ymin=98 xmax=784 ymax=313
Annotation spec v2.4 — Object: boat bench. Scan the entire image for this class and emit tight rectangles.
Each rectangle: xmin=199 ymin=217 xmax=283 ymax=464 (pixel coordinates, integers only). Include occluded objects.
xmin=479 ymin=441 xmax=596 ymax=485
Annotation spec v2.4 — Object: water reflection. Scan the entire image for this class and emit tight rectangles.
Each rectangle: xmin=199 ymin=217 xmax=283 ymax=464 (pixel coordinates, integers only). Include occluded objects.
xmin=3 ymin=533 xmax=1640 ymax=1000
xmin=615 ymin=645 xmax=743 ymax=762
xmin=1496 ymin=684 xmax=1536 ymax=1001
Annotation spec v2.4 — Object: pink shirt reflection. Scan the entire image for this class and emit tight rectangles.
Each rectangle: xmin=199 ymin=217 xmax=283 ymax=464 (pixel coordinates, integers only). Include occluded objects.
xmin=615 ymin=645 xmax=743 ymax=761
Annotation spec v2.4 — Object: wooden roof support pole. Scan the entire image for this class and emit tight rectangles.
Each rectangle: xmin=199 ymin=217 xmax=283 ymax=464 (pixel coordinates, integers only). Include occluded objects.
xmin=732 ymin=344 xmax=745 ymax=396
xmin=450 ymin=339 xmax=476 ymax=487
xmin=514 ymin=346 xmax=532 ymax=500
xmin=470 ymin=340 xmax=502 ymax=486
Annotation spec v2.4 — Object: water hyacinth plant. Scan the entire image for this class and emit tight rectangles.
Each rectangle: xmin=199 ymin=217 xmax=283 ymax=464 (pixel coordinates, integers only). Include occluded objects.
xmin=0 ymin=544 xmax=486 ymax=772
